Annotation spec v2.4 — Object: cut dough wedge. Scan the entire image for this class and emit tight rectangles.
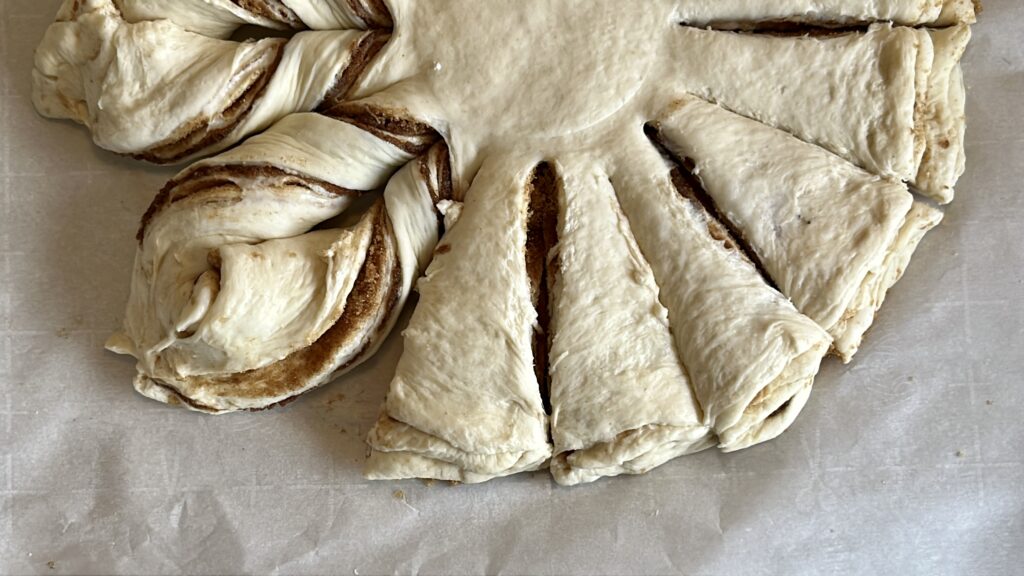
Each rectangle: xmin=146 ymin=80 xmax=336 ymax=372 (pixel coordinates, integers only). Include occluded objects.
xmin=668 ymin=24 xmax=924 ymax=183
xmin=548 ymin=158 xmax=712 ymax=486
xmin=654 ymin=96 xmax=942 ymax=362
xmin=612 ymin=140 xmax=832 ymax=452
xmin=668 ymin=23 xmax=972 ymax=200
xmin=33 ymin=0 xmax=383 ymax=163
xmin=365 ymin=156 xmax=553 ymax=483
xmin=106 ymin=115 xmax=446 ymax=413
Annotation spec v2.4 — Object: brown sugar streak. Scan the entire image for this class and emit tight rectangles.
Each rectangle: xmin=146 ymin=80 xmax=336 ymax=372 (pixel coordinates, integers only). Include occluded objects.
xmin=230 ymin=0 xmax=304 ymax=29
xmin=132 ymin=40 xmax=287 ymax=165
xmin=138 ymin=164 xmax=361 ymax=243
xmin=525 ymin=162 xmax=560 ymax=413
xmin=645 ymin=122 xmax=780 ymax=292
xmin=150 ymin=201 xmax=402 ymax=410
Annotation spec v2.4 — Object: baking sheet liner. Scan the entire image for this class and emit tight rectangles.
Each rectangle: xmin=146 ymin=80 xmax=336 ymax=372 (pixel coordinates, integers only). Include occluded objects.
xmin=1 ymin=1 xmax=1021 ymax=573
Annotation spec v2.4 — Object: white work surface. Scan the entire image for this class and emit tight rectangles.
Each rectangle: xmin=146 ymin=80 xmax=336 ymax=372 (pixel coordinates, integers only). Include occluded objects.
xmin=2 ymin=1 xmax=1022 ymax=574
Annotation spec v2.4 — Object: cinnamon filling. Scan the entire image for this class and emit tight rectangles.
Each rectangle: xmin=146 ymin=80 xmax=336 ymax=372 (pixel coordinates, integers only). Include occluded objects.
xmin=139 ymin=164 xmax=361 ymax=243
xmin=645 ymin=123 xmax=780 ymax=292
xmin=155 ymin=201 xmax=401 ymax=410
xmin=347 ymin=0 xmax=394 ymax=29
xmin=133 ymin=39 xmax=287 ymax=165
xmin=228 ymin=25 xmax=301 ymax=43
xmin=230 ymin=0 xmax=304 ymax=29
xmin=767 ymin=399 xmax=792 ymax=421
xmin=418 ymin=141 xmax=455 ymax=238
xmin=680 ymin=21 xmax=869 ymax=36
xmin=318 ymin=30 xmax=392 ymax=108
xmin=419 ymin=142 xmax=454 ymax=206
xmin=322 ymin=102 xmax=440 ymax=155
xmin=525 ymin=163 xmax=560 ymax=413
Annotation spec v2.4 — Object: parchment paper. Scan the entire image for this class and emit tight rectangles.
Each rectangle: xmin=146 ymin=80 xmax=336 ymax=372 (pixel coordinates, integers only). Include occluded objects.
xmin=2 ymin=1 xmax=1022 ymax=574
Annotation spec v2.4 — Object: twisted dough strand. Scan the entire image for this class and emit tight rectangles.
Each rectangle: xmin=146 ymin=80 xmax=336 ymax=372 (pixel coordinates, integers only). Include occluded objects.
xmin=114 ymin=0 xmax=393 ymax=36
xmin=108 ymin=107 xmax=451 ymax=413
xmin=34 ymin=0 xmax=392 ymax=164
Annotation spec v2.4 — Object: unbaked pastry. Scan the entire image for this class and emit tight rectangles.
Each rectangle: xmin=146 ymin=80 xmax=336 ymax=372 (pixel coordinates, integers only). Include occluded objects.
xmin=667 ymin=23 xmax=969 ymax=202
xmin=652 ymin=96 xmax=943 ymax=361
xmin=33 ymin=0 xmax=388 ymax=163
xmin=33 ymin=0 xmax=975 ymax=483
xmin=547 ymin=158 xmax=713 ymax=486
xmin=365 ymin=157 xmax=552 ymax=484
xmin=105 ymin=111 xmax=450 ymax=412
xmin=611 ymin=138 xmax=833 ymax=453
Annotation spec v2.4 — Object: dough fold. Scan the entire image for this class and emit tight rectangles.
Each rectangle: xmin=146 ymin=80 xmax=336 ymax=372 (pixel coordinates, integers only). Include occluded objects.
xmin=654 ymin=96 xmax=942 ymax=361
xmin=548 ymin=157 xmax=712 ymax=486
xmin=668 ymin=24 xmax=923 ymax=182
xmin=365 ymin=156 xmax=553 ymax=483
xmin=915 ymin=24 xmax=972 ymax=203
xmin=33 ymin=0 xmax=387 ymax=163
xmin=107 ymin=114 xmax=449 ymax=413
xmin=611 ymin=136 xmax=832 ymax=452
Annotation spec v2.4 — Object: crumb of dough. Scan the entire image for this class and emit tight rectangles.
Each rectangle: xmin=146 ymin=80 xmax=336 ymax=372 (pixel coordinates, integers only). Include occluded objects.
xmin=47 ymin=561 xmax=56 ymax=570
xmin=955 ymin=449 xmax=966 ymax=458
xmin=324 ymin=393 xmax=346 ymax=407
xmin=421 ymin=478 xmax=436 ymax=487
xmin=393 ymin=489 xmax=406 ymax=501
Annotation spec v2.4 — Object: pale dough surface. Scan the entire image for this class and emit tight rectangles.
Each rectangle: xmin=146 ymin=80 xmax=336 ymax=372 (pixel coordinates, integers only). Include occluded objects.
xmin=547 ymin=156 xmax=711 ymax=485
xmin=28 ymin=0 xmax=975 ymax=478
xmin=365 ymin=155 xmax=552 ymax=483
xmin=610 ymin=137 xmax=832 ymax=452
xmin=655 ymin=96 xmax=935 ymax=361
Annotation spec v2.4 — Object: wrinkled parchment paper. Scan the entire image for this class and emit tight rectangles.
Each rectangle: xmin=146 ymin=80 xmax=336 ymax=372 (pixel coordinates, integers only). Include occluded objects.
xmin=2 ymin=1 xmax=1022 ymax=574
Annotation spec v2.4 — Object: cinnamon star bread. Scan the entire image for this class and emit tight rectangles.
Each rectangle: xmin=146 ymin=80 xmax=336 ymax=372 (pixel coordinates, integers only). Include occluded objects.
xmin=33 ymin=0 xmax=975 ymax=483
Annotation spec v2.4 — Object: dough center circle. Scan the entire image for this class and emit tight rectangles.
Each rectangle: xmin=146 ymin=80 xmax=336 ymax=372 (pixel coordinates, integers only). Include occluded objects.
xmin=406 ymin=0 xmax=666 ymax=139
